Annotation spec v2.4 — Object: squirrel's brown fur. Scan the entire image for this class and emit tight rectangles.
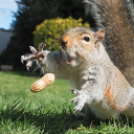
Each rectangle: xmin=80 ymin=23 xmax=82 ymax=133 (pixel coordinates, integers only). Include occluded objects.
xmin=85 ymin=0 xmax=134 ymax=85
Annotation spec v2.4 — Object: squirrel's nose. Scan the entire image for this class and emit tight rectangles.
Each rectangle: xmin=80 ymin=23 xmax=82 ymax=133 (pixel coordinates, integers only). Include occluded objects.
xmin=61 ymin=41 xmax=68 ymax=49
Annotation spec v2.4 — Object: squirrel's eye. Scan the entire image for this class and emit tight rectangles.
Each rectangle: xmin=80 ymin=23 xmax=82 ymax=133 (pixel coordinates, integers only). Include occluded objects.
xmin=83 ymin=36 xmax=90 ymax=42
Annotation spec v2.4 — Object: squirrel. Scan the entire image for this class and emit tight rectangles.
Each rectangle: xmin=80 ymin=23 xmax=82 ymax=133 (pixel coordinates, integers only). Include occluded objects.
xmin=21 ymin=27 xmax=134 ymax=119
xmin=84 ymin=0 xmax=134 ymax=85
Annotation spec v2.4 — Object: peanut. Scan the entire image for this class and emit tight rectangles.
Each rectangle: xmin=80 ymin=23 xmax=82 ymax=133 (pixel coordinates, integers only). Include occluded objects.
xmin=30 ymin=73 xmax=55 ymax=93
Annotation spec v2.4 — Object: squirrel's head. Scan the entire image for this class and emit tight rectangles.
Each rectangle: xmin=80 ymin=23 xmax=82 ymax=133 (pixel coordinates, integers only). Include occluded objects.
xmin=60 ymin=27 xmax=105 ymax=67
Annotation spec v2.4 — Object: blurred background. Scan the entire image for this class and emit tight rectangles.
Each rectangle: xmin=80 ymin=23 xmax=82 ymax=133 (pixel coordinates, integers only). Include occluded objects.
xmin=0 ymin=0 xmax=95 ymax=71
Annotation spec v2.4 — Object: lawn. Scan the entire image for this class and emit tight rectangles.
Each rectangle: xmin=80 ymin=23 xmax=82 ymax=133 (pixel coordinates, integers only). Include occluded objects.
xmin=0 ymin=71 xmax=134 ymax=134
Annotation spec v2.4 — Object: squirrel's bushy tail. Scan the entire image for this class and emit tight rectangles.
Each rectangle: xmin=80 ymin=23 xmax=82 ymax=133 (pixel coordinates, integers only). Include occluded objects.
xmin=84 ymin=0 xmax=134 ymax=85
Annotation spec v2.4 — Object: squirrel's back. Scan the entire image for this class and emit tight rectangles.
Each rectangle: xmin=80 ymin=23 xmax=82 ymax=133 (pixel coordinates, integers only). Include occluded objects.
xmin=84 ymin=0 xmax=134 ymax=85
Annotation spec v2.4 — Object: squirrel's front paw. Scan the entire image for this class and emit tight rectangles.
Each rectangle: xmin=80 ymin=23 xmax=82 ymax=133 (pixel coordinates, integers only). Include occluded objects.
xmin=21 ymin=43 xmax=46 ymax=71
xmin=71 ymin=89 xmax=87 ymax=112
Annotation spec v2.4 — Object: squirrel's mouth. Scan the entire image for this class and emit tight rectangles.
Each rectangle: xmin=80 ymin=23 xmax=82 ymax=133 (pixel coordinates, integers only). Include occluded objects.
xmin=62 ymin=48 xmax=73 ymax=65
xmin=66 ymin=52 xmax=73 ymax=65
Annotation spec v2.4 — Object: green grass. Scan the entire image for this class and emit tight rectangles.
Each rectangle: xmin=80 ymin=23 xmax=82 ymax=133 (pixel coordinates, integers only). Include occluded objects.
xmin=0 ymin=71 xmax=134 ymax=134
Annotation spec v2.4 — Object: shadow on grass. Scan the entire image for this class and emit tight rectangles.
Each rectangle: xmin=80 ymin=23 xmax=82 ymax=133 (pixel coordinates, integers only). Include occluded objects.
xmin=0 ymin=101 xmax=133 ymax=134
xmin=0 ymin=103 xmax=103 ymax=134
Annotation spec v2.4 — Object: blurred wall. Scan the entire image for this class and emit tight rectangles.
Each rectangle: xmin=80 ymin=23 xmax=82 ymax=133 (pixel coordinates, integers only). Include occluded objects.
xmin=0 ymin=28 xmax=14 ymax=54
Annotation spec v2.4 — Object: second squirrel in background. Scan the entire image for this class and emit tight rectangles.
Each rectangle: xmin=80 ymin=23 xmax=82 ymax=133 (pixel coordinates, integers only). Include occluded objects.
xmin=21 ymin=27 xmax=134 ymax=119
xmin=84 ymin=0 xmax=134 ymax=85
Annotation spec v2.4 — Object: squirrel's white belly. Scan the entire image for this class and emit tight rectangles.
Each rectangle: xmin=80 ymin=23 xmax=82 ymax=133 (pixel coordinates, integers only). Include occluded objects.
xmin=68 ymin=69 xmax=87 ymax=90
xmin=89 ymin=101 xmax=120 ymax=119
xmin=69 ymin=74 xmax=82 ymax=90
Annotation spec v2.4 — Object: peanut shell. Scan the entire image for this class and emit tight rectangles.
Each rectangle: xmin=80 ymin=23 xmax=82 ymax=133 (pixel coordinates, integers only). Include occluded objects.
xmin=30 ymin=73 xmax=55 ymax=93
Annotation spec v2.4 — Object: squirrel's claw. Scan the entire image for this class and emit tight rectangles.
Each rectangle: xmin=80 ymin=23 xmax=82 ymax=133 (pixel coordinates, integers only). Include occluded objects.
xmin=26 ymin=60 xmax=32 ymax=71
xmin=21 ymin=43 xmax=47 ymax=71
xmin=21 ymin=56 xmax=24 ymax=64
xmin=21 ymin=54 xmax=33 ymax=70
xmin=21 ymin=55 xmax=27 ymax=64
xmin=39 ymin=43 xmax=46 ymax=52
xmin=26 ymin=66 xmax=30 ymax=71
xmin=29 ymin=46 xmax=37 ymax=54
xmin=21 ymin=54 xmax=35 ymax=63
xmin=70 ymin=89 xmax=80 ymax=96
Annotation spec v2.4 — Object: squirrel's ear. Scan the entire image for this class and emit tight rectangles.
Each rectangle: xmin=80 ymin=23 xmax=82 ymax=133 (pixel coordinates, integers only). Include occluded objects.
xmin=94 ymin=29 xmax=105 ymax=44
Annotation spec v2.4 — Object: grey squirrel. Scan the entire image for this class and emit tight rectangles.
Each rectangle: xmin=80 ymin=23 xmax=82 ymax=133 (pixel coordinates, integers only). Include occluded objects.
xmin=21 ymin=27 xmax=134 ymax=119
xmin=21 ymin=0 xmax=134 ymax=119
xmin=84 ymin=0 xmax=134 ymax=85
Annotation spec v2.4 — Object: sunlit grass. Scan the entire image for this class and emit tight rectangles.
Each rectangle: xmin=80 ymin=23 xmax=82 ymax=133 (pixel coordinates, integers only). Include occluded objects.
xmin=0 ymin=71 xmax=134 ymax=134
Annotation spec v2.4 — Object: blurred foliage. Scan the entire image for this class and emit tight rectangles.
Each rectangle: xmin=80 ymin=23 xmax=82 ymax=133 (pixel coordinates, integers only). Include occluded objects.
xmin=34 ymin=17 xmax=90 ymax=51
xmin=0 ymin=0 xmax=94 ymax=70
